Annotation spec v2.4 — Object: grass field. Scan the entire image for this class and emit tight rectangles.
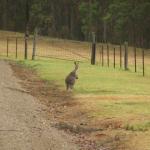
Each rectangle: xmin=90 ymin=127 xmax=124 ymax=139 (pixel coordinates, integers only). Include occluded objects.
xmin=18 ymin=58 xmax=150 ymax=95
xmin=1 ymin=30 xmax=150 ymax=149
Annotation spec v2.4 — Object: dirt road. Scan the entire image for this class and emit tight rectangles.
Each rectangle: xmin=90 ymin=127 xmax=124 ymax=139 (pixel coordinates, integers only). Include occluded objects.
xmin=0 ymin=60 xmax=78 ymax=150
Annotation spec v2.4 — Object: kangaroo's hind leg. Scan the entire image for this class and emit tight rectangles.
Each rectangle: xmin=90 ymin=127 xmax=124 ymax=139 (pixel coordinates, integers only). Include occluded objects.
xmin=70 ymin=84 xmax=74 ymax=90
xmin=66 ymin=83 xmax=70 ymax=90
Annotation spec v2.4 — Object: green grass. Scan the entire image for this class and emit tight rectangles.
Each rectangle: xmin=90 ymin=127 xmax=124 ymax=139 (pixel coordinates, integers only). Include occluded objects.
xmin=125 ymin=122 xmax=150 ymax=132
xmin=90 ymin=100 xmax=150 ymax=117
xmin=17 ymin=58 xmax=150 ymax=95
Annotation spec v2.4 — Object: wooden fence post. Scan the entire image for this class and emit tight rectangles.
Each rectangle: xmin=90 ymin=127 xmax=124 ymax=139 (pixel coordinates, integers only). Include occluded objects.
xmin=24 ymin=0 xmax=30 ymax=60
xmin=124 ymin=41 xmax=128 ymax=70
xmin=24 ymin=34 xmax=28 ymax=60
xmin=107 ymin=43 xmax=109 ymax=67
xmin=32 ymin=28 xmax=38 ymax=60
xmin=102 ymin=44 xmax=104 ymax=66
xmin=142 ymin=49 xmax=145 ymax=76
xmin=91 ymin=32 xmax=96 ymax=65
xmin=7 ymin=37 xmax=9 ymax=57
xmin=99 ymin=48 xmax=101 ymax=65
xmin=114 ymin=47 xmax=116 ymax=68
xmin=120 ymin=44 xmax=122 ymax=68
xmin=134 ymin=46 xmax=137 ymax=72
xmin=16 ymin=37 xmax=18 ymax=59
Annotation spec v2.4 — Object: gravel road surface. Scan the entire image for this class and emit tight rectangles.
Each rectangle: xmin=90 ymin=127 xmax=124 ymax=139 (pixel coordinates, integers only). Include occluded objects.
xmin=0 ymin=60 xmax=78 ymax=150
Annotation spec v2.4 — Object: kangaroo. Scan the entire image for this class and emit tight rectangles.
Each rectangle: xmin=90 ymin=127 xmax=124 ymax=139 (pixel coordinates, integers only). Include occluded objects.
xmin=65 ymin=62 xmax=79 ymax=90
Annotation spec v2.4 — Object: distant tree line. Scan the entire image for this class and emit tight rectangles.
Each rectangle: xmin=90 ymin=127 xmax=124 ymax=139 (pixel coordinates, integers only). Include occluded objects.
xmin=0 ymin=0 xmax=150 ymax=48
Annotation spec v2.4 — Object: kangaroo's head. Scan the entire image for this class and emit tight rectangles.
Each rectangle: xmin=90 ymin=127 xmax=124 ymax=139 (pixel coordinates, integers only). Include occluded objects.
xmin=74 ymin=61 xmax=79 ymax=71
xmin=70 ymin=61 xmax=79 ymax=79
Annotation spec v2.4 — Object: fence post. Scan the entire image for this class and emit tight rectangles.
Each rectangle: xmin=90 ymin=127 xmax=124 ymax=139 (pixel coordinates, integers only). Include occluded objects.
xmin=32 ymin=28 xmax=38 ymax=60
xmin=7 ymin=37 xmax=9 ymax=57
xmin=24 ymin=34 xmax=28 ymax=60
xmin=114 ymin=47 xmax=116 ymax=68
xmin=142 ymin=49 xmax=145 ymax=76
xmin=124 ymin=41 xmax=128 ymax=70
xmin=107 ymin=43 xmax=109 ymax=67
xmin=91 ymin=32 xmax=96 ymax=65
xmin=24 ymin=0 xmax=29 ymax=60
xmin=134 ymin=46 xmax=137 ymax=72
xmin=99 ymin=48 xmax=101 ymax=65
xmin=102 ymin=44 xmax=104 ymax=66
xmin=16 ymin=37 xmax=18 ymax=59
xmin=120 ymin=44 xmax=122 ymax=68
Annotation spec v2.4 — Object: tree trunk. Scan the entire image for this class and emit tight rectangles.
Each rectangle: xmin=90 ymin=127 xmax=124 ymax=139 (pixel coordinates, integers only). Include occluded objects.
xmin=2 ymin=0 xmax=8 ymax=29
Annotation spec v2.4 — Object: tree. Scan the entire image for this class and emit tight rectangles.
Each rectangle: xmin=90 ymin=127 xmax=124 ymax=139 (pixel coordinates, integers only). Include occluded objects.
xmin=0 ymin=0 xmax=150 ymax=48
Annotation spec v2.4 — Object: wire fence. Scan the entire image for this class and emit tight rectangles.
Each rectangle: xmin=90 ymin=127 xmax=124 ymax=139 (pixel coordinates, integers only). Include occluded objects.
xmin=96 ymin=43 xmax=150 ymax=75
xmin=0 ymin=36 xmax=33 ymax=59
xmin=0 ymin=35 xmax=150 ymax=76
xmin=35 ymin=36 xmax=91 ymax=62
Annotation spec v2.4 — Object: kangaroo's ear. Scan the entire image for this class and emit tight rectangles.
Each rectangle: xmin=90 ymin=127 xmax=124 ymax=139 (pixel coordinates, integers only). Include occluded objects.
xmin=74 ymin=61 xmax=79 ymax=65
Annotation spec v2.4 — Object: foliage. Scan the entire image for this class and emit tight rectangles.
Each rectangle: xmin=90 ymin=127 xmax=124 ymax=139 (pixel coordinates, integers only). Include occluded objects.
xmin=0 ymin=0 xmax=150 ymax=47
xmin=79 ymin=1 xmax=99 ymax=39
